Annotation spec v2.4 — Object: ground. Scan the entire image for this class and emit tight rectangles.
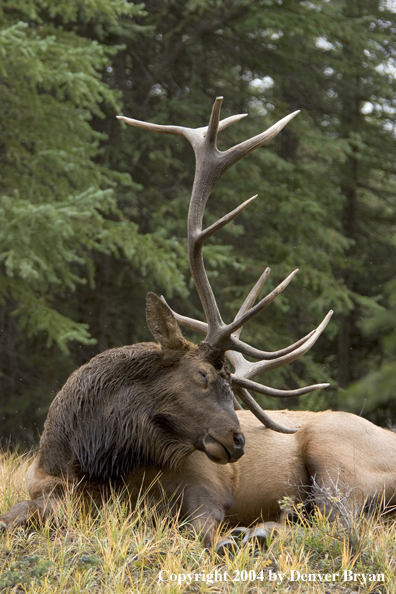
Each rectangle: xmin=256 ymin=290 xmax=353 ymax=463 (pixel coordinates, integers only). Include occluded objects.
xmin=0 ymin=450 xmax=395 ymax=593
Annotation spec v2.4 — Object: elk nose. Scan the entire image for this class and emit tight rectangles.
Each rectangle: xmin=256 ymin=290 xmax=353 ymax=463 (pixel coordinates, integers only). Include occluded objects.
xmin=230 ymin=432 xmax=245 ymax=461
xmin=234 ymin=432 xmax=245 ymax=449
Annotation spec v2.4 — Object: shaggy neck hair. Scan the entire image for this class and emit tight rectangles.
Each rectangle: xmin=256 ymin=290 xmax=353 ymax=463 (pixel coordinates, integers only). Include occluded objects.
xmin=39 ymin=343 xmax=205 ymax=481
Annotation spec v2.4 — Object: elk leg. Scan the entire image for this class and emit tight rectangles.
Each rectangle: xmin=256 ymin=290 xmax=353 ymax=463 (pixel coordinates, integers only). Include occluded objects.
xmin=0 ymin=494 xmax=60 ymax=530
xmin=0 ymin=457 xmax=66 ymax=530
xmin=241 ymin=521 xmax=285 ymax=547
xmin=180 ymin=485 xmax=228 ymax=549
xmin=216 ymin=521 xmax=286 ymax=555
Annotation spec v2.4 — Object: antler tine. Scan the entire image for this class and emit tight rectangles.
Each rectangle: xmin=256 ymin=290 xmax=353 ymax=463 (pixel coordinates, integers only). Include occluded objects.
xmin=233 ymin=309 xmax=334 ymax=379
xmin=219 ymin=109 xmax=300 ymax=172
xmin=225 ymin=332 xmax=315 ymax=360
xmin=217 ymin=113 xmax=248 ymax=133
xmin=116 ymin=116 xmax=186 ymax=137
xmin=233 ymin=267 xmax=272 ymax=338
xmin=233 ymin=388 xmax=299 ymax=433
xmin=233 ymin=387 xmax=298 ymax=434
xmin=199 ymin=195 xmax=258 ymax=244
xmin=231 ymin=375 xmax=330 ymax=398
xmin=224 ymin=269 xmax=299 ymax=339
xmin=206 ymin=96 xmax=223 ymax=147
xmin=163 ymin=307 xmax=208 ymax=335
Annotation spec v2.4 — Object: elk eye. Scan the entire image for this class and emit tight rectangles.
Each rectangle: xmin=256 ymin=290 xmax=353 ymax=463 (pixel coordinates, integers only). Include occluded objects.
xmin=198 ymin=371 xmax=208 ymax=388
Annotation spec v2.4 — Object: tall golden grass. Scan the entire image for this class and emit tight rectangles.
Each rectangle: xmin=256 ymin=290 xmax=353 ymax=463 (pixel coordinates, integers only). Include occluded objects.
xmin=1 ymin=450 xmax=395 ymax=593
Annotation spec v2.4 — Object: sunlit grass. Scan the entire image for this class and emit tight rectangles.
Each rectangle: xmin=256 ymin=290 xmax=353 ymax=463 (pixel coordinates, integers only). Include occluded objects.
xmin=1 ymin=450 xmax=395 ymax=593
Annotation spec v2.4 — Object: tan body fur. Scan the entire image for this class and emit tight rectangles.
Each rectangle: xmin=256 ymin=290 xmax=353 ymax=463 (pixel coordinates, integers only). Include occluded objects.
xmin=4 ymin=409 xmax=396 ymax=547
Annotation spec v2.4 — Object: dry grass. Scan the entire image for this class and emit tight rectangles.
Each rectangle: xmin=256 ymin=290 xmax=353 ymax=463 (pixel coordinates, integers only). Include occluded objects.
xmin=1 ymin=450 xmax=395 ymax=593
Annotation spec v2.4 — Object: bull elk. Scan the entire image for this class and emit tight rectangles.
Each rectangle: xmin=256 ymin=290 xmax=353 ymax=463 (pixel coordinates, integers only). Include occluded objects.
xmin=2 ymin=97 xmax=374 ymax=551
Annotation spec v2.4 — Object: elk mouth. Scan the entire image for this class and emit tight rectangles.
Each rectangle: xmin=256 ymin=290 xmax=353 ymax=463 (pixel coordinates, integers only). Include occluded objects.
xmin=201 ymin=434 xmax=245 ymax=464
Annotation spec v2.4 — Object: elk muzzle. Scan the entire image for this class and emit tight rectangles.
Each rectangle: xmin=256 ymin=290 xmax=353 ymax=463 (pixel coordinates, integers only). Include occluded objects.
xmin=202 ymin=431 xmax=245 ymax=464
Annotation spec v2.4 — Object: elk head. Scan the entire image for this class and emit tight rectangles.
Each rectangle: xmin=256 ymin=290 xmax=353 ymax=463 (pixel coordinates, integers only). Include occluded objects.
xmin=118 ymin=97 xmax=332 ymax=439
xmin=144 ymin=291 xmax=243 ymax=465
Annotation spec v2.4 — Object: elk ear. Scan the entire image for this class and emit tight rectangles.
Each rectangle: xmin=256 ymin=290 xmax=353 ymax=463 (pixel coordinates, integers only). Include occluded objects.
xmin=146 ymin=292 xmax=186 ymax=351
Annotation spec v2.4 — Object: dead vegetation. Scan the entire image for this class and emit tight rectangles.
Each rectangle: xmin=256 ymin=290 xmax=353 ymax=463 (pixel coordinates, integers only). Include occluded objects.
xmin=1 ymin=450 xmax=395 ymax=594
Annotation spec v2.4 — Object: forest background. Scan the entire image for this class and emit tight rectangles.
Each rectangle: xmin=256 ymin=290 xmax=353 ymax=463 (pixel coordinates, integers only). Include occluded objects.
xmin=1 ymin=0 xmax=396 ymax=445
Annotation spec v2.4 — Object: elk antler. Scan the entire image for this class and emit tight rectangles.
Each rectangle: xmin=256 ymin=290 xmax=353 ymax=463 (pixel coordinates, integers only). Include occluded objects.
xmin=118 ymin=98 xmax=332 ymax=433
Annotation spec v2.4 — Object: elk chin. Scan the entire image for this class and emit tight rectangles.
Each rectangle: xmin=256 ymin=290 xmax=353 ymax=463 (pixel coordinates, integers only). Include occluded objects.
xmin=201 ymin=435 xmax=231 ymax=465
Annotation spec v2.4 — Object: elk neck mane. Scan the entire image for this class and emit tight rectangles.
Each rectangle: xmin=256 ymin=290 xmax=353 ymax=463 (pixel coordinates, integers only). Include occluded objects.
xmin=38 ymin=342 xmax=198 ymax=482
